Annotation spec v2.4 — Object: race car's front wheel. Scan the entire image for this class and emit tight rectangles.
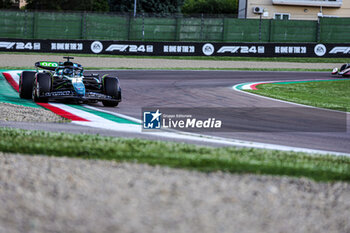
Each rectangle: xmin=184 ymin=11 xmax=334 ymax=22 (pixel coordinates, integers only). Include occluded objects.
xmin=32 ymin=73 xmax=51 ymax=103
xmin=102 ymin=77 xmax=121 ymax=107
xmin=19 ymin=71 xmax=36 ymax=99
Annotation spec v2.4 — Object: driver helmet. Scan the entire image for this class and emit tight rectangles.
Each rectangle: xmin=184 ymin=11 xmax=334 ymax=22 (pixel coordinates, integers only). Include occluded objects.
xmin=75 ymin=69 xmax=82 ymax=76
xmin=63 ymin=68 xmax=73 ymax=76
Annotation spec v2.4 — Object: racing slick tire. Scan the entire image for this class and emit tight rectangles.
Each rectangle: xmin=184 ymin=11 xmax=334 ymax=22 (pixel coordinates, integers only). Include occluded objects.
xmin=19 ymin=71 xmax=36 ymax=99
xmin=102 ymin=77 xmax=121 ymax=107
xmin=32 ymin=73 xmax=52 ymax=103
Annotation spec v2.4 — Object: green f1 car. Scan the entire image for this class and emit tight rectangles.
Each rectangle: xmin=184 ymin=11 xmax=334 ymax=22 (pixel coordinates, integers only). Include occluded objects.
xmin=19 ymin=57 xmax=121 ymax=107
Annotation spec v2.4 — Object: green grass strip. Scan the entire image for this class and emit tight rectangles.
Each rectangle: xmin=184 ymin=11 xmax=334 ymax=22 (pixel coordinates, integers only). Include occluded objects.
xmin=249 ymin=79 xmax=350 ymax=111
xmin=68 ymin=104 xmax=139 ymax=125
xmin=0 ymin=127 xmax=349 ymax=182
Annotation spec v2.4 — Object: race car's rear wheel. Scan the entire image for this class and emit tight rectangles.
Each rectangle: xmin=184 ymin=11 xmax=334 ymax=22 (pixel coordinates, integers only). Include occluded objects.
xmin=19 ymin=71 xmax=36 ymax=99
xmin=32 ymin=73 xmax=52 ymax=103
xmin=102 ymin=77 xmax=121 ymax=107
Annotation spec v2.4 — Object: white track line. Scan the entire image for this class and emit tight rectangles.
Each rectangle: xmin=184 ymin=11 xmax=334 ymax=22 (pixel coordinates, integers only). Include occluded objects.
xmin=82 ymin=105 xmax=142 ymax=123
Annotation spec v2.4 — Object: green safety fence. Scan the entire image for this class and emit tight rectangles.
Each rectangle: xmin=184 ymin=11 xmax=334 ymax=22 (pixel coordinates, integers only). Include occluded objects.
xmin=0 ymin=10 xmax=349 ymax=43
xmin=35 ymin=12 xmax=82 ymax=39
xmin=85 ymin=13 xmax=129 ymax=40
xmin=269 ymin=20 xmax=317 ymax=42
xmin=319 ymin=17 xmax=350 ymax=43
xmin=224 ymin=18 xmax=269 ymax=42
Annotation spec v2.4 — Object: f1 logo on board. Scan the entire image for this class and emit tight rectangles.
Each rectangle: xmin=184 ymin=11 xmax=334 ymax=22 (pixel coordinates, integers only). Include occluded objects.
xmin=106 ymin=44 xmax=154 ymax=53
xmin=143 ymin=109 xmax=162 ymax=129
xmin=0 ymin=42 xmax=41 ymax=50
xmin=329 ymin=47 xmax=350 ymax=54
xmin=217 ymin=46 xmax=265 ymax=54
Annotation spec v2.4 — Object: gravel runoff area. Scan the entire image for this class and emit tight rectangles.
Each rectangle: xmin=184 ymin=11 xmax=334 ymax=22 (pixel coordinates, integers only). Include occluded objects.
xmin=0 ymin=152 xmax=349 ymax=233
xmin=0 ymin=53 xmax=342 ymax=69
xmin=0 ymin=102 xmax=63 ymax=122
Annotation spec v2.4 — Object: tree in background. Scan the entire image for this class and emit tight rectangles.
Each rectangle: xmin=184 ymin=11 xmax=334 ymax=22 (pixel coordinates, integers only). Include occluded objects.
xmin=182 ymin=0 xmax=238 ymax=15
xmin=89 ymin=0 xmax=109 ymax=12
xmin=0 ymin=0 xmax=14 ymax=9
xmin=25 ymin=0 xmax=109 ymax=12
xmin=23 ymin=0 xmax=238 ymax=15
xmin=109 ymin=0 xmax=184 ymax=14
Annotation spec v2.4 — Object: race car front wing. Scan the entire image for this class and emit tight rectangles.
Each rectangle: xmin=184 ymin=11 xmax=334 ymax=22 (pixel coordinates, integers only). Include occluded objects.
xmin=40 ymin=90 xmax=119 ymax=102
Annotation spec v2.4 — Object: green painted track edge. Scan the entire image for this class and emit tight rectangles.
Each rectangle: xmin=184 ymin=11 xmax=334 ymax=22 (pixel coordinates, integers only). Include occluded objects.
xmin=68 ymin=104 xmax=139 ymax=125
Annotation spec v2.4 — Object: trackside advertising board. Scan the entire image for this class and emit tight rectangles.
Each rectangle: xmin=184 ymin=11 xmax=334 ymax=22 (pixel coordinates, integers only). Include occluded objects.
xmin=0 ymin=38 xmax=350 ymax=57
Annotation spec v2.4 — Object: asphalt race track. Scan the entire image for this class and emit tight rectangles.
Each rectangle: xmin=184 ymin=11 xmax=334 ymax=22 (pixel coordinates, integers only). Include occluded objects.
xmin=1 ymin=70 xmax=349 ymax=153
xmin=84 ymin=70 xmax=349 ymax=153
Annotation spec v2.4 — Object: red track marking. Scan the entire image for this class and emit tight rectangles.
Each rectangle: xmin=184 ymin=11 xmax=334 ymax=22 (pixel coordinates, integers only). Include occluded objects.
xmin=3 ymin=72 xmax=19 ymax=92
xmin=2 ymin=72 xmax=90 ymax=122
xmin=250 ymin=82 xmax=268 ymax=90
xmin=37 ymin=103 xmax=90 ymax=121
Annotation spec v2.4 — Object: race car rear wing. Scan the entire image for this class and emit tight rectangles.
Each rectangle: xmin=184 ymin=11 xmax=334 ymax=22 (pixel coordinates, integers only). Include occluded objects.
xmin=35 ymin=60 xmax=83 ymax=71
xmin=35 ymin=61 xmax=59 ymax=71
